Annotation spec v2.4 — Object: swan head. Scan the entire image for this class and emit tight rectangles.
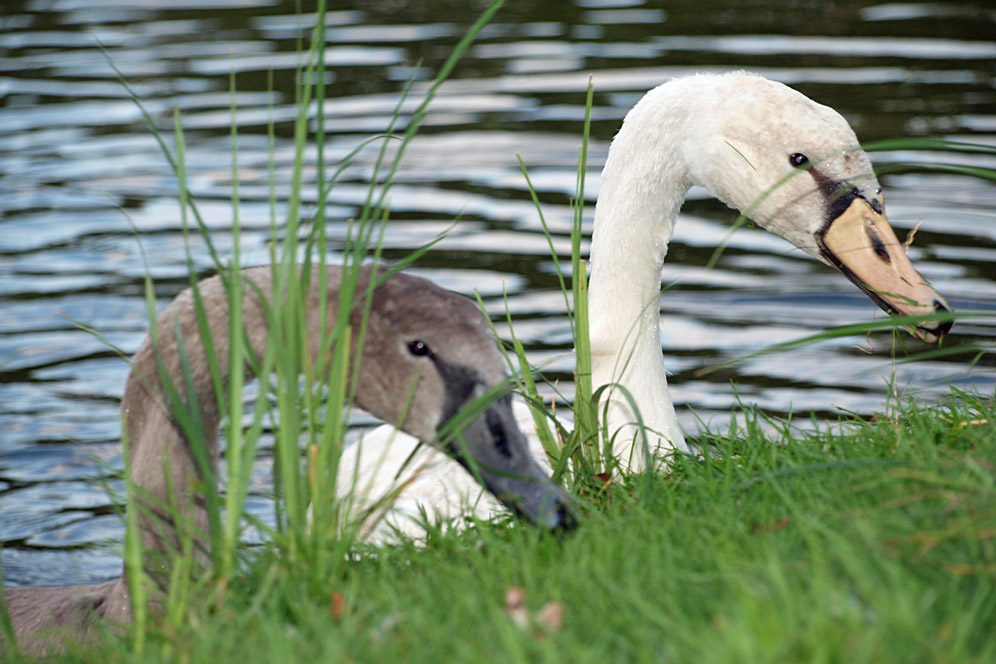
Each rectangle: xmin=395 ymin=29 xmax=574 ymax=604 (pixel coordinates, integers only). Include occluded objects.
xmin=350 ymin=269 xmax=575 ymax=530
xmin=675 ymin=72 xmax=952 ymax=342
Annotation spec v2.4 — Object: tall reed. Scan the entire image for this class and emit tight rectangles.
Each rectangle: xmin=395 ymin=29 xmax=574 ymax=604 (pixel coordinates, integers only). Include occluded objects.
xmin=100 ymin=0 xmax=510 ymax=651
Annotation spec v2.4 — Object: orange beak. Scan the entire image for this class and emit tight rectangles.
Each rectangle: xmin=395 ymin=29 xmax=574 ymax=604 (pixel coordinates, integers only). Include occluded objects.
xmin=816 ymin=197 xmax=953 ymax=343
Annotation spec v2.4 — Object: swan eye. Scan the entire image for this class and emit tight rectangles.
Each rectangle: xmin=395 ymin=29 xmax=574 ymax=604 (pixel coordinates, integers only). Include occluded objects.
xmin=407 ymin=340 xmax=431 ymax=357
xmin=789 ymin=153 xmax=810 ymax=168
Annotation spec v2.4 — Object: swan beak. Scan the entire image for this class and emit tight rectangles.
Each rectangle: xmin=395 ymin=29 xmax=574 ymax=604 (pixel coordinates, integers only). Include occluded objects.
xmin=453 ymin=399 xmax=577 ymax=531
xmin=816 ymin=197 xmax=953 ymax=343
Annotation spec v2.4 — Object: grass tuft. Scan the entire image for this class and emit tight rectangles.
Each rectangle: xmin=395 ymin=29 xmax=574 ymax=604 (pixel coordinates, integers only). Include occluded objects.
xmin=66 ymin=393 xmax=996 ymax=664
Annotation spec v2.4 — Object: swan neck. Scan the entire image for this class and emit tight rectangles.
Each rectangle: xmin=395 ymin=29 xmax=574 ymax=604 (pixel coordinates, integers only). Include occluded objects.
xmin=587 ymin=87 xmax=694 ymax=463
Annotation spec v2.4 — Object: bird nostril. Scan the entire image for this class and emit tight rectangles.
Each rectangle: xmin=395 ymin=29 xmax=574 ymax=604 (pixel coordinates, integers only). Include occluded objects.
xmin=864 ymin=223 xmax=891 ymax=263
xmin=931 ymin=299 xmax=954 ymax=337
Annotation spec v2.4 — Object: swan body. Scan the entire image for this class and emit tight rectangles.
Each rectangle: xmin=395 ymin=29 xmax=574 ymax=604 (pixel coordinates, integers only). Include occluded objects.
xmin=341 ymin=71 xmax=954 ymax=535
xmin=2 ymin=264 xmax=573 ymax=655
xmin=337 ymin=400 xmax=547 ymax=543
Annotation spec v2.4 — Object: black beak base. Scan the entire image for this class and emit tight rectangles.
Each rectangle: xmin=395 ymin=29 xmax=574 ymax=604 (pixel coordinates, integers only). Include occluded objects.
xmin=447 ymin=398 xmax=577 ymax=532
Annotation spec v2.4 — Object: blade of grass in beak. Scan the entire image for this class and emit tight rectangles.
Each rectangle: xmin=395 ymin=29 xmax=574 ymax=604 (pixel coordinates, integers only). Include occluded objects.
xmin=698 ymin=309 xmax=986 ymax=376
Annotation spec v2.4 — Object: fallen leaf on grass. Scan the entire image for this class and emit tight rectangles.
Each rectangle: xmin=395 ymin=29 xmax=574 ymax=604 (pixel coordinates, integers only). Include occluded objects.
xmin=534 ymin=601 xmax=564 ymax=633
xmin=331 ymin=590 xmax=346 ymax=621
xmin=749 ymin=516 xmax=791 ymax=534
xmin=505 ymin=586 xmax=529 ymax=629
xmin=593 ymin=472 xmax=613 ymax=486
xmin=504 ymin=586 xmax=565 ymax=637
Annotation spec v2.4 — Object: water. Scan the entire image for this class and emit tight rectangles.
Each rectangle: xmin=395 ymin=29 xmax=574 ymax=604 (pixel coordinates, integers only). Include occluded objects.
xmin=1 ymin=0 xmax=994 ymax=586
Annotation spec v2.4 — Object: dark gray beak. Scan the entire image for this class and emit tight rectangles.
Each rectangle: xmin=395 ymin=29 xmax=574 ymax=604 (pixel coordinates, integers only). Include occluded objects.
xmin=448 ymin=395 xmax=576 ymax=531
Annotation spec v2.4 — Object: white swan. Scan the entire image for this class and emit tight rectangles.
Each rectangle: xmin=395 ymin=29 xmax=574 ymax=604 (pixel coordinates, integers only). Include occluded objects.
xmin=588 ymin=71 xmax=950 ymax=466
xmin=339 ymin=71 xmax=952 ymax=537
xmin=2 ymin=264 xmax=573 ymax=656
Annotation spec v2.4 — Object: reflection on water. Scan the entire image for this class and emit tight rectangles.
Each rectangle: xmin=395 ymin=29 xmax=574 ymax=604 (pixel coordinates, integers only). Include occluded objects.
xmin=1 ymin=0 xmax=994 ymax=585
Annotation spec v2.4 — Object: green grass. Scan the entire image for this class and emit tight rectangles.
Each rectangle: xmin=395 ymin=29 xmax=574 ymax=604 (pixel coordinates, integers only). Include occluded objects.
xmin=5 ymin=2 xmax=996 ymax=661
xmin=38 ymin=391 xmax=996 ymax=663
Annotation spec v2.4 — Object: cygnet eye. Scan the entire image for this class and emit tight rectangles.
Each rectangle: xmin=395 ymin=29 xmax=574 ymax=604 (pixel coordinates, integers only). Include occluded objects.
xmin=407 ymin=339 xmax=431 ymax=357
xmin=789 ymin=153 xmax=810 ymax=168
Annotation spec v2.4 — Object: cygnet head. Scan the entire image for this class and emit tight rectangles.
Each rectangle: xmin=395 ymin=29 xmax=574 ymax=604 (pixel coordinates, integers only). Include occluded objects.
xmin=350 ymin=269 xmax=575 ymax=530
xmin=642 ymin=72 xmax=952 ymax=341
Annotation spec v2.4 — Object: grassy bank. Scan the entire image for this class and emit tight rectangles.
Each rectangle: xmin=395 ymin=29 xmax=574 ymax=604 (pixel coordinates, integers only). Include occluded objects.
xmin=43 ymin=391 xmax=993 ymax=663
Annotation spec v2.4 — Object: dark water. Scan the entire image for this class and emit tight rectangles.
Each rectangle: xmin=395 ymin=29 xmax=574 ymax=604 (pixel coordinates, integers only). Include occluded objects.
xmin=1 ymin=0 xmax=994 ymax=586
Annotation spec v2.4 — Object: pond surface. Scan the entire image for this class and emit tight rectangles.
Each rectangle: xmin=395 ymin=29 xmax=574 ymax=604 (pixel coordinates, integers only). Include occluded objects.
xmin=1 ymin=0 xmax=994 ymax=586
